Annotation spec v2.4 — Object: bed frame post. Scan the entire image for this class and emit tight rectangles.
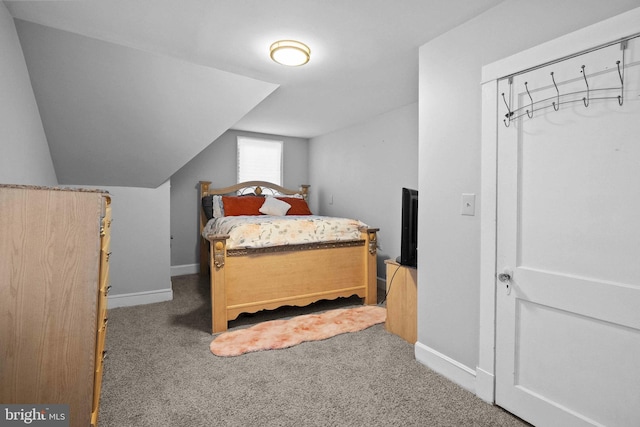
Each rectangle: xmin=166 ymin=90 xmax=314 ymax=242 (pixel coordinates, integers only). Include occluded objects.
xmin=208 ymin=234 xmax=229 ymax=334
xmin=199 ymin=181 xmax=211 ymax=276
xmin=299 ymin=184 xmax=310 ymax=201
xmin=365 ymin=228 xmax=379 ymax=305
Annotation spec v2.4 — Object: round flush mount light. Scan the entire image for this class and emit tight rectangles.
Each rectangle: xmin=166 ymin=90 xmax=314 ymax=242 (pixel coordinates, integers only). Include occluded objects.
xmin=270 ymin=40 xmax=311 ymax=66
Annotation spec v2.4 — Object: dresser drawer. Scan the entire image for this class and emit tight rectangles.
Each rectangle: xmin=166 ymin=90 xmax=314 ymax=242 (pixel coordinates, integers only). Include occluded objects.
xmin=91 ymin=315 xmax=108 ymax=423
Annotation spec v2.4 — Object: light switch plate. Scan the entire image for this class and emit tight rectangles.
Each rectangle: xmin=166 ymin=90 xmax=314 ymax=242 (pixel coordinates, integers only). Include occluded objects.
xmin=461 ymin=193 xmax=476 ymax=216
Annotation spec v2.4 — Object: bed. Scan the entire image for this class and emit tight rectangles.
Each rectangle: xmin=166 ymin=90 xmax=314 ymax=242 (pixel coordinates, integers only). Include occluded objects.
xmin=199 ymin=180 xmax=379 ymax=334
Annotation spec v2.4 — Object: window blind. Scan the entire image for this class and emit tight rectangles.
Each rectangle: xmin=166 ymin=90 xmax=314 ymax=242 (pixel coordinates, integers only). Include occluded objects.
xmin=237 ymin=137 xmax=283 ymax=185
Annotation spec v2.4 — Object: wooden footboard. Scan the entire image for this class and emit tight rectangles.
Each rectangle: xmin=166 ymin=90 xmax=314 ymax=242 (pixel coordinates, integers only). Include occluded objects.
xmin=205 ymin=228 xmax=378 ymax=333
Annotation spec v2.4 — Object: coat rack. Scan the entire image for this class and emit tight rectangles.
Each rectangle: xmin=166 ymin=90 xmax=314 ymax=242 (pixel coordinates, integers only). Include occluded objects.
xmin=502 ymin=41 xmax=626 ymax=127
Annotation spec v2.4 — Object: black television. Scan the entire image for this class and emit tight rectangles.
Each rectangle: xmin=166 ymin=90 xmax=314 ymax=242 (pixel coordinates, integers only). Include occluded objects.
xmin=398 ymin=187 xmax=418 ymax=268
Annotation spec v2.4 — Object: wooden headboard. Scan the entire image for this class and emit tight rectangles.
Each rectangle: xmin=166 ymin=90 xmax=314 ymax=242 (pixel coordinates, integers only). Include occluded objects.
xmin=198 ymin=180 xmax=310 ymax=274
xmin=199 ymin=180 xmax=309 ymax=199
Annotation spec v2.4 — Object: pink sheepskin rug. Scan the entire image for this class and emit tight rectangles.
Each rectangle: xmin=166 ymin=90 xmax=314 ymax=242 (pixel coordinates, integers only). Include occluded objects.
xmin=210 ymin=305 xmax=386 ymax=357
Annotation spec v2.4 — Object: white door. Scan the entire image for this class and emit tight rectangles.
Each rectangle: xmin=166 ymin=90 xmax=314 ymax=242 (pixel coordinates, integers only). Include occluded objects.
xmin=496 ymin=37 xmax=640 ymax=427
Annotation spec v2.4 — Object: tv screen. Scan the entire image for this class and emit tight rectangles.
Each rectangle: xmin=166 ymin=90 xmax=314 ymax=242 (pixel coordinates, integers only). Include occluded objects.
xmin=398 ymin=187 xmax=418 ymax=268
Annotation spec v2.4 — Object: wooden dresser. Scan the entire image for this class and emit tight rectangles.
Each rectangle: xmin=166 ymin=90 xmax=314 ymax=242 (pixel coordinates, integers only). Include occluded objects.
xmin=0 ymin=185 xmax=112 ymax=427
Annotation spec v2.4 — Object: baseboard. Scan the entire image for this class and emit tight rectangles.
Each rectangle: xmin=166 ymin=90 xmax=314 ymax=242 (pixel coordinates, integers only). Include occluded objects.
xmin=171 ymin=263 xmax=199 ymax=277
xmin=415 ymin=341 xmax=477 ymax=394
xmin=475 ymin=366 xmax=495 ymax=403
xmin=108 ymin=287 xmax=174 ymax=308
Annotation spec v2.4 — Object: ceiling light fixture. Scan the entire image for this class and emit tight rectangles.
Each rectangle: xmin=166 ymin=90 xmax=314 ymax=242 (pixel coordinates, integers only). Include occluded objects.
xmin=270 ymin=40 xmax=311 ymax=66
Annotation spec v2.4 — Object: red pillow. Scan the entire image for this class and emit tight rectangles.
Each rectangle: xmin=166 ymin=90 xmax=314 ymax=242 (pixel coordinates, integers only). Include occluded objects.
xmin=277 ymin=197 xmax=312 ymax=215
xmin=221 ymin=196 xmax=264 ymax=216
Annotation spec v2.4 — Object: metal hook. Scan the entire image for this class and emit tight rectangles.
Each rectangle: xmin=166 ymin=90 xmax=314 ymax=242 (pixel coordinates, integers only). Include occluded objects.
xmin=616 ymin=60 xmax=624 ymax=106
xmin=524 ymin=82 xmax=533 ymax=118
xmin=581 ymin=65 xmax=589 ymax=107
xmin=502 ymin=92 xmax=513 ymax=127
xmin=551 ymin=72 xmax=560 ymax=111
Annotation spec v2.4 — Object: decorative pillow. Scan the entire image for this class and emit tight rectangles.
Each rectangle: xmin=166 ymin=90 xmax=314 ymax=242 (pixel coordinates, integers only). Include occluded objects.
xmin=277 ymin=197 xmax=313 ymax=215
xmin=202 ymin=195 xmax=226 ymax=220
xmin=259 ymin=197 xmax=291 ymax=216
xmin=221 ymin=196 xmax=265 ymax=216
xmin=202 ymin=196 xmax=214 ymax=221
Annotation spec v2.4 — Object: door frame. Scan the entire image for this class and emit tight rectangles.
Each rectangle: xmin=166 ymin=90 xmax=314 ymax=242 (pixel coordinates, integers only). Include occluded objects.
xmin=477 ymin=7 xmax=640 ymax=404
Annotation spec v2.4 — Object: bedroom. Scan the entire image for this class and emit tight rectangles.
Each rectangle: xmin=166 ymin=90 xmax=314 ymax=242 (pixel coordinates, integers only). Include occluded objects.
xmin=2 ymin=1 xmax=639 ymax=426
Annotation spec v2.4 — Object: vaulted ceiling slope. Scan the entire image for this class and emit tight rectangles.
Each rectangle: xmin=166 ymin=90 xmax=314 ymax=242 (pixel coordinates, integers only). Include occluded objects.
xmin=14 ymin=19 xmax=277 ymax=188
xmin=6 ymin=0 xmax=504 ymax=188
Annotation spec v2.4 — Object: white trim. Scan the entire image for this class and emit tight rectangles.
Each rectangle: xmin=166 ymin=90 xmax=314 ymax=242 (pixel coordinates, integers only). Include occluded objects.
xmin=415 ymin=341 xmax=476 ymax=394
xmin=479 ymin=4 xmax=640 ymax=412
xmin=478 ymin=79 xmax=499 ymax=403
xmin=475 ymin=366 xmax=495 ymax=404
xmin=108 ymin=287 xmax=173 ymax=308
xmin=171 ymin=263 xmax=199 ymax=277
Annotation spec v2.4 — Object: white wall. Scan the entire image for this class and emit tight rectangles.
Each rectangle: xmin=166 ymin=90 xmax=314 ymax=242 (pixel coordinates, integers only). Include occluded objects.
xmin=169 ymin=129 xmax=309 ymax=274
xmin=0 ymin=3 xmax=56 ymax=186
xmin=309 ymin=102 xmax=418 ymax=277
xmin=417 ymin=0 xmax=640 ymax=392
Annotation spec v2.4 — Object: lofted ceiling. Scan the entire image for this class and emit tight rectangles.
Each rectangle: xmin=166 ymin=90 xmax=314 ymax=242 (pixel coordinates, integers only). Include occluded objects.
xmin=5 ymin=0 xmax=504 ymax=188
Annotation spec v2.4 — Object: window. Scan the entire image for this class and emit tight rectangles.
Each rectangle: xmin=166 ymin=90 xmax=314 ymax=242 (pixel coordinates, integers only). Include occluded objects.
xmin=237 ymin=137 xmax=283 ymax=185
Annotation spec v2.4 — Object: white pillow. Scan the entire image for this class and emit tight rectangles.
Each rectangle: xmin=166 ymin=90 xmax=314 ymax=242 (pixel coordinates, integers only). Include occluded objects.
xmin=259 ymin=196 xmax=291 ymax=216
xmin=212 ymin=195 xmax=224 ymax=218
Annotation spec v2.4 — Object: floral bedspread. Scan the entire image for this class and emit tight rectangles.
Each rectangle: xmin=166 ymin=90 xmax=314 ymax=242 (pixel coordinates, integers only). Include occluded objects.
xmin=202 ymin=215 xmax=368 ymax=249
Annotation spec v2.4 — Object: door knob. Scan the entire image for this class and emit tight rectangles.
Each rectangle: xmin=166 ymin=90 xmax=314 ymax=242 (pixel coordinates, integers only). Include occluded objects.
xmin=498 ymin=268 xmax=513 ymax=295
xmin=498 ymin=272 xmax=511 ymax=282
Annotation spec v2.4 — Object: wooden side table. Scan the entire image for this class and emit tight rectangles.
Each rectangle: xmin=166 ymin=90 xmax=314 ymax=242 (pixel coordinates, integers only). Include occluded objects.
xmin=384 ymin=259 xmax=417 ymax=343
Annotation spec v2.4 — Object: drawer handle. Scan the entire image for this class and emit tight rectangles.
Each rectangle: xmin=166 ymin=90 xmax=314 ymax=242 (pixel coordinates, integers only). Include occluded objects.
xmin=100 ymin=219 xmax=112 ymax=234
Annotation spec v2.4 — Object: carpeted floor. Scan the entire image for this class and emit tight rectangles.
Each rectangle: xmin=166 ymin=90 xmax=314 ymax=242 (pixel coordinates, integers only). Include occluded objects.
xmin=98 ymin=274 xmax=529 ymax=427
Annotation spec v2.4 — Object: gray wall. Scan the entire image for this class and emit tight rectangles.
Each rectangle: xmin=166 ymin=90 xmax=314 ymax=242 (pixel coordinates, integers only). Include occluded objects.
xmin=13 ymin=18 xmax=278 ymax=189
xmin=100 ymin=183 xmax=172 ymax=301
xmin=0 ymin=3 xmax=56 ymax=186
xmin=309 ymin=103 xmax=418 ymax=278
xmin=70 ymin=183 xmax=172 ymax=302
xmin=170 ymin=129 xmax=309 ymax=271
xmin=417 ymin=0 xmax=640 ymax=384
xmin=1 ymin=6 xmax=172 ymax=304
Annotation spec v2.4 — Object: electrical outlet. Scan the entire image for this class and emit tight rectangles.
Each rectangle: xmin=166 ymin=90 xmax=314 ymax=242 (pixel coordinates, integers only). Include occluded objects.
xmin=461 ymin=193 xmax=476 ymax=216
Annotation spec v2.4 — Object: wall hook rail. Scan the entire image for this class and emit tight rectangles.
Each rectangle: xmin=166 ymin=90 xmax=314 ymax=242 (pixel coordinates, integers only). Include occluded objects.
xmin=616 ymin=60 xmax=624 ymax=106
xmin=551 ymin=72 xmax=560 ymax=111
xmin=525 ymin=82 xmax=534 ymax=118
xmin=581 ymin=65 xmax=590 ymax=107
xmin=502 ymin=77 xmax=513 ymax=128
xmin=502 ymin=39 xmax=640 ymax=127
xmin=502 ymin=92 xmax=512 ymax=127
